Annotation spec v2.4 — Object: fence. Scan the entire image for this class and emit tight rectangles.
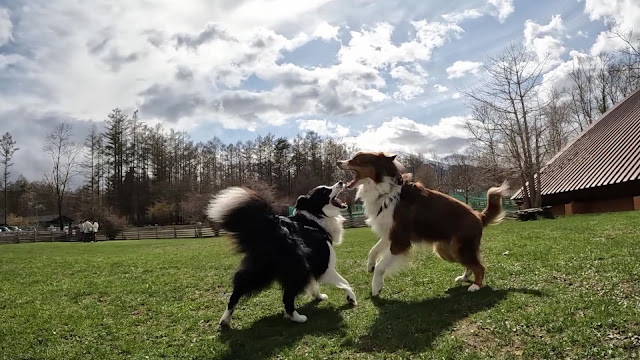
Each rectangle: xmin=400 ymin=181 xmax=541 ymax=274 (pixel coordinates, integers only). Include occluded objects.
xmin=0 ymin=217 xmax=369 ymax=245
xmin=448 ymin=193 xmax=520 ymax=213
xmin=0 ymin=230 xmax=70 ymax=245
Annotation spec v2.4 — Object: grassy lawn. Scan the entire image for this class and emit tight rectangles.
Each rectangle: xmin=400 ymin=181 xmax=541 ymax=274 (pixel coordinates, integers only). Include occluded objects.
xmin=1 ymin=212 xmax=639 ymax=359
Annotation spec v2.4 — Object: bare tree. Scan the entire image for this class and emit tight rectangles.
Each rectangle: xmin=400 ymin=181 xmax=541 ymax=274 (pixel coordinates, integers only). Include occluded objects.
xmin=445 ymin=152 xmax=479 ymax=204
xmin=541 ymin=88 xmax=571 ymax=156
xmin=82 ymin=123 xmax=102 ymax=215
xmin=429 ymin=153 xmax=450 ymax=193
xmin=464 ymin=43 xmax=547 ymax=208
xmin=567 ymin=56 xmax=599 ymax=132
xmin=44 ymin=123 xmax=81 ymax=230
xmin=1 ymin=132 xmax=19 ymax=225
xmin=610 ymin=26 xmax=640 ymax=59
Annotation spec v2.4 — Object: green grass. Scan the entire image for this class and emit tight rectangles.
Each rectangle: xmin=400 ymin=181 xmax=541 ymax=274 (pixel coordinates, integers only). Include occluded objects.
xmin=1 ymin=212 xmax=639 ymax=359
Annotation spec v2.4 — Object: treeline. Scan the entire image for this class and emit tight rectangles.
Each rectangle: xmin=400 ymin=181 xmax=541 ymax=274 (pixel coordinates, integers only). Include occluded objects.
xmin=80 ymin=109 xmax=351 ymax=225
xmin=464 ymin=32 xmax=640 ymax=208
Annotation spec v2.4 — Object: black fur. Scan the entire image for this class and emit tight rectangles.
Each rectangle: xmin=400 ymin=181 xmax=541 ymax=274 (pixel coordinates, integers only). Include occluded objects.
xmin=211 ymin=184 xmax=346 ymax=324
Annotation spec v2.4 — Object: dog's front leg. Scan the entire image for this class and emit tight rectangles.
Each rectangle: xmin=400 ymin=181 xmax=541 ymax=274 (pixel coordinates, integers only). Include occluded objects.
xmin=367 ymin=238 xmax=389 ymax=273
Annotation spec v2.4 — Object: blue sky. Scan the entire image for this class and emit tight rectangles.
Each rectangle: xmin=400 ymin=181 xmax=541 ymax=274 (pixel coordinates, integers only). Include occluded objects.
xmin=0 ymin=0 xmax=638 ymax=181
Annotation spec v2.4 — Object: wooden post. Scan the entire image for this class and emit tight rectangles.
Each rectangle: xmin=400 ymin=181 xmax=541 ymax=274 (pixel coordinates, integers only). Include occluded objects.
xmin=138 ymin=230 xmax=140 ymax=240
xmin=155 ymin=227 xmax=158 ymax=239
xmin=51 ymin=231 xmax=54 ymax=242
xmin=174 ymin=227 xmax=177 ymax=238
xmin=564 ymin=202 xmax=574 ymax=215
xmin=634 ymin=196 xmax=640 ymax=211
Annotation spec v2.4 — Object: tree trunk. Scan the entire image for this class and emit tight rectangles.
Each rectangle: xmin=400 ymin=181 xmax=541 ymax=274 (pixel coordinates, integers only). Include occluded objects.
xmin=3 ymin=172 xmax=6 ymax=225
xmin=58 ymin=200 xmax=64 ymax=231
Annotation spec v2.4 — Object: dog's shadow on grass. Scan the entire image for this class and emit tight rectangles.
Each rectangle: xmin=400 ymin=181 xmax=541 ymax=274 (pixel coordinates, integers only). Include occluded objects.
xmin=217 ymin=302 xmax=348 ymax=360
xmin=355 ymin=286 xmax=544 ymax=353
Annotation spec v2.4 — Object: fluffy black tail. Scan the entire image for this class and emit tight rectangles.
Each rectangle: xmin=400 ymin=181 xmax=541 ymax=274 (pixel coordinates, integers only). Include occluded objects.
xmin=206 ymin=187 xmax=279 ymax=253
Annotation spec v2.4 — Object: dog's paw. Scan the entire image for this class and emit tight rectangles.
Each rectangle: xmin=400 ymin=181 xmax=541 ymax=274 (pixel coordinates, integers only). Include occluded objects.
xmin=347 ymin=295 xmax=358 ymax=306
xmin=467 ymin=284 xmax=481 ymax=292
xmin=284 ymin=311 xmax=308 ymax=323
xmin=367 ymin=263 xmax=375 ymax=273
xmin=219 ymin=320 xmax=231 ymax=328
xmin=219 ymin=310 xmax=232 ymax=327
xmin=455 ymin=275 xmax=470 ymax=284
xmin=316 ymin=293 xmax=328 ymax=301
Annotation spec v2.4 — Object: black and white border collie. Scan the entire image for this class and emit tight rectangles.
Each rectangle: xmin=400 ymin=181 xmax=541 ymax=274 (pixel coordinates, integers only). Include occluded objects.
xmin=207 ymin=181 xmax=357 ymax=327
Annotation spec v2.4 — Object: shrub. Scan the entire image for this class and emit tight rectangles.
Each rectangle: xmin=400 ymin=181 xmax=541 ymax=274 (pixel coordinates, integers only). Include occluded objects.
xmin=100 ymin=210 xmax=127 ymax=240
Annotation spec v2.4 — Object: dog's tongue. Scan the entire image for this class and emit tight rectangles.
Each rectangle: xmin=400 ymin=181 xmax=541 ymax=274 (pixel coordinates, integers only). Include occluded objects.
xmin=332 ymin=197 xmax=347 ymax=209
xmin=346 ymin=174 xmax=359 ymax=188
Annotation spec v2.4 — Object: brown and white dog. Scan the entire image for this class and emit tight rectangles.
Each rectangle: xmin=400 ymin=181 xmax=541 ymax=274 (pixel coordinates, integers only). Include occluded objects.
xmin=337 ymin=151 xmax=508 ymax=295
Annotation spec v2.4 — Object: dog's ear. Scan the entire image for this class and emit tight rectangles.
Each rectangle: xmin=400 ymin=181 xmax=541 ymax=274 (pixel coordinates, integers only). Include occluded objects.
xmin=378 ymin=152 xmax=397 ymax=161
xmin=295 ymin=195 xmax=309 ymax=210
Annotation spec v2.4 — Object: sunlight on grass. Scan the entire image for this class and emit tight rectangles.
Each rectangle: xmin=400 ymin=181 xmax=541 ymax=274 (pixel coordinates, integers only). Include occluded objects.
xmin=1 ymin=212 xmax=639 ymax=359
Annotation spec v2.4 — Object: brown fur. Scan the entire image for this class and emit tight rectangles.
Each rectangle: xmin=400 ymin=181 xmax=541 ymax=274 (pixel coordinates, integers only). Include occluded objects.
xmin=338 ymin=151 xmax=506 ymax=289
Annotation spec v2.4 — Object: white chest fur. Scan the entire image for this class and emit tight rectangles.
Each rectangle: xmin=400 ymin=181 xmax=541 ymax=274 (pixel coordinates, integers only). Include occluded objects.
xmin=356 ymin=177 xmax=401 ymax=239
xmin=317 ymin=216 xmax=345 ymax=245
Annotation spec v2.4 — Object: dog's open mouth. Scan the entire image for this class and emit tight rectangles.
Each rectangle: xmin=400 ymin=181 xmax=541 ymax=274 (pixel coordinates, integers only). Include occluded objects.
xmin=346 ymin=170 xmax=359 ymax=189
xmin=331 ymin=197 xmax=348 ymax=209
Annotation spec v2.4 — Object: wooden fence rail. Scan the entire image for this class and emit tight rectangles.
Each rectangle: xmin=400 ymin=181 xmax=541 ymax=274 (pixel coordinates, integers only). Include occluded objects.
xmin=0 ymin=217 xmax=368 ymax=245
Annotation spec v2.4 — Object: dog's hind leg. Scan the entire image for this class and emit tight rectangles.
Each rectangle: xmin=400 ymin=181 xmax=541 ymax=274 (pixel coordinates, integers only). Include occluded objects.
xmin=220 ymin=289 xmax=242 ymax=327
xmin=455 ymin=268 xmax=473 ymax=284
xmin=220 ymin=266 xmax=272 ymax=327
xmin=456 ymin=238 xmax=485 ymax=292
xmin=466 ymin=263 xmax=485 ymax=292
xmin=367 ymin=238 xmax=389 ymax=273
xmin=306 ymin=279 xmax=328 ymax=301
xmin=282 ymin=282 xmax=308 ymax=323
xmin=320 ymin=269 xmax=357 ymax=305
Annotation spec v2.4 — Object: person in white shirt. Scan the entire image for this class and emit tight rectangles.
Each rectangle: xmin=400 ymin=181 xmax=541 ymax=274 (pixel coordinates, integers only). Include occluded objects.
xmin=78 ymin=219 xmax=86 ymax=242
xmin=92 ymin=220 xmax=99 ymax=242
xmin=83 ymin=219 xmax=93 ymax=242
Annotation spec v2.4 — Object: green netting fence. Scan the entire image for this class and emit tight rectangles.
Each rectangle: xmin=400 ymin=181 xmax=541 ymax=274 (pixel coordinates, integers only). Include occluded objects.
xmin=288 ymin=193 xmax=517 ymax=217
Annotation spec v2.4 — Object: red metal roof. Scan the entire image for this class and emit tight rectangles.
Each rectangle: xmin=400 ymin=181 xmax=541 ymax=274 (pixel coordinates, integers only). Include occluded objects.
xmin=512 ymin=88 xmax=640 ymax=199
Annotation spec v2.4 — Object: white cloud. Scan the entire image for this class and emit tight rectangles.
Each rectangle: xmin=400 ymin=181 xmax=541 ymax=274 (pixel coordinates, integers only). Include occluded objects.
xmin=523 ymin=15 xmax=566 ymax=63
xmin=0 ymin=7 xmax=11 ymax=46
xmin=390 ymin=65 xmax=427 ymax=101
xmin=531 ymin=35 xmax=566 ymax=63
xmin=441 ymin=9 xmax=483 ymax=23
xmin=523 ymin=14 xmax=564 ymax=46
xmin=433 ymin=84 xmax=448 ymax=93
xmin=298 ymin=119 xmax=350 ymax=137
xmin=583 ymin=0 xmax=640 ymax=55
xmin=590 ymin=32 xmax=629 ymax=55
xmin=583 ymin=0 xmax=640 ymax=31
xmin=338 ymin=21 xmax=463 ymax=69
xmin=345 ymin=116 xmax=471 ymax=155
xmin=390 ymin=65 xmax=426 ymax=84
xmin=487 ymin=0 xmax=515 ymax=23
xmin=451 ymin=92 xmax=462 ymax=99
xmin=446 ymin=60 xmax=483 ymax=78
xmin=312 ymin=21 xmax=340 ymax=40
xmin=394 ymin=85 xmax=425 ymax=102
xmin=577 ymin=30 xmax=588 ymax=38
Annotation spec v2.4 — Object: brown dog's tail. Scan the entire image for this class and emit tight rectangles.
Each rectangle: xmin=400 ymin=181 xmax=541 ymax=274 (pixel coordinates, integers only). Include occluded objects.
xmin=480 ymin=181 xmax=509 ymax=226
